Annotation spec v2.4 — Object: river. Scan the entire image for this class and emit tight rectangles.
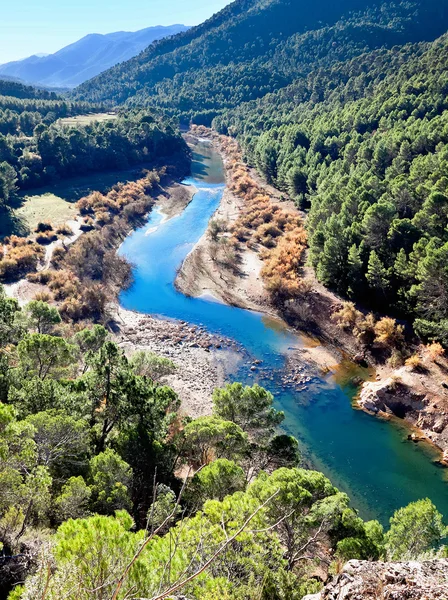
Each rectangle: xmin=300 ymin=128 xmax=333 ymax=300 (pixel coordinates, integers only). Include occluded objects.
xmin=119 ymin=139 xmax=448 ymax=525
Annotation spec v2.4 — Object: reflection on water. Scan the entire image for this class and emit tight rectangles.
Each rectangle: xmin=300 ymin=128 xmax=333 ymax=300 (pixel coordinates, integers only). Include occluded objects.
xmin=119 ymin=139 xmax=448 ymax=525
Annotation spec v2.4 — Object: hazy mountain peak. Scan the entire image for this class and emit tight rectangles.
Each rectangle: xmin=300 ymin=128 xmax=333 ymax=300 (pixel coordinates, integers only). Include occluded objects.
xmin=0 ymin=24 xmax=190 ymax=88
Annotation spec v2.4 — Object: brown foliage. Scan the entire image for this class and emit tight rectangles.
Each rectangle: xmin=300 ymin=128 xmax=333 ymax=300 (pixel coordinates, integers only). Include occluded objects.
xmin=0 ymin=237 xmax=44 ymax=281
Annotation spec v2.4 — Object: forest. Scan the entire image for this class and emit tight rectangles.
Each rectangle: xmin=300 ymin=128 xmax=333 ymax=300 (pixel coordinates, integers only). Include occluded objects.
xmin=0 ymin=290 xmax=446 ymax=599
xmin=0 ymin=81 xmax=186 ymax=205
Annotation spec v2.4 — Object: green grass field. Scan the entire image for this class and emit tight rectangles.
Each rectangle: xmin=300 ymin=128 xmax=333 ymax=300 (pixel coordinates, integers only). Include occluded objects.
xmin=58 ymin=113 xmax=118 ymax=126
xmin=0 ymin=164 xmax=150 ymax=239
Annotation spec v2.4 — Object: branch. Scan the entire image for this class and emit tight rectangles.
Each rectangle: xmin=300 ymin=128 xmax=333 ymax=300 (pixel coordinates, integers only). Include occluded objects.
xmin=110 ymin=468 xmax=194 ymax=600
xmin=139 ymin=489 xmax=280 ymax=600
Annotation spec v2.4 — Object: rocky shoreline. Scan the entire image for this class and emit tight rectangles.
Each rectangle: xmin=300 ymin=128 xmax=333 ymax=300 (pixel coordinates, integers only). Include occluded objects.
xmin=111 ymin=306 xmax=246 ymax=417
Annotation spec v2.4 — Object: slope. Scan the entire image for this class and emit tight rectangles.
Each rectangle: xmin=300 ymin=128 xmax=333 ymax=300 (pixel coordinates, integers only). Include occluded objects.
xmin=0 ymin=25 xmax=189 ymax=89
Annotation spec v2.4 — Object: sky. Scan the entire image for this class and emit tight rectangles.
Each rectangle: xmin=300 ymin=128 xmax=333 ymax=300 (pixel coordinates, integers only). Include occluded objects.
xmin=0 ymin=0 xmax=231 ymax=63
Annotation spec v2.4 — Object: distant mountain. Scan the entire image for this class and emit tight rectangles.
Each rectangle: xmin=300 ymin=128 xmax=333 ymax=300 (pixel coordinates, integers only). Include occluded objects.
xmin=0 ymin=25 xmax=190 ymax=89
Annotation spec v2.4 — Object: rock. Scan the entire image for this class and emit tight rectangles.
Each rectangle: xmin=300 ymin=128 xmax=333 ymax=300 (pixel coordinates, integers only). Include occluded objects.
xmin=320 ymin=559 xmax=448 ymax=599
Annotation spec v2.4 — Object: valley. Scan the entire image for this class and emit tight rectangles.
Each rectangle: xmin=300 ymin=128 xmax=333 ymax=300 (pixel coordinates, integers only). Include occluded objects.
xmin=2 ymin=0 xmax=448 ymax=598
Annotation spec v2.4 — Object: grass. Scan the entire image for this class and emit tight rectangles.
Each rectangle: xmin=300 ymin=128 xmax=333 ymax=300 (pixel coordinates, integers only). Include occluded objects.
xmin=58 ymin=113 xmax=118 ymax=126
xmin=0 ymin=164 xmax=154 ymax=239
xmin=15 ymin=193 xmax=77 ymax=232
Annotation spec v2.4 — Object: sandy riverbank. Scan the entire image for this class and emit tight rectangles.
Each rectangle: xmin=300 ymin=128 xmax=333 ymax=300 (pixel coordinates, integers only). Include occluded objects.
xmin=176 ymin=185 xmax=271 ymax=312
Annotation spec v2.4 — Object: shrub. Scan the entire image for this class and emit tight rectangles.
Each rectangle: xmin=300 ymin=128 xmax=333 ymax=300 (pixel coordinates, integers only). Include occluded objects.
xmin=35 ymin=221 xmax=53 ymax=233
xmin=332 ymin=302 xmax=362 ymax=331
xmin=405 ymin=354 xmax=423 ymax=372
xmin=374 ymin=318 xmax=404 ymax=349
xmin=426 ymin=342 xmax=445 ymax=361
xmin=36 ymin=231 xmax=58 ymax=244
xmin=388 ymin=349 xmax=405 ymax=368
xmin=56 ymin=223 xmax=73 ymax=236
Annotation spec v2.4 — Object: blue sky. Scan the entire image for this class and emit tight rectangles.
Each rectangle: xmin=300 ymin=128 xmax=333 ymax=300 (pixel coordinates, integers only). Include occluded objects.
xmin=0 ymin=0 xmax=231 ymax=63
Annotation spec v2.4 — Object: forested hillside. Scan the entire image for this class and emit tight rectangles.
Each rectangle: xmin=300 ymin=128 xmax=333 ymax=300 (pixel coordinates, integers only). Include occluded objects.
xmin=0 ymin=80 xmax=185 ymax=203
xmin=74 ymin=0 xmax=448 ymax=122
xmin=73 ymin=0 xmax=448 ymax=344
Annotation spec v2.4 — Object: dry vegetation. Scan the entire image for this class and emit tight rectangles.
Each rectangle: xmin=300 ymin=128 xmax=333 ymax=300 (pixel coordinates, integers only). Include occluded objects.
xmin=3 ymin=167 xmax=166 ymax=323
xmin=192 ymin=125 xmax=307 ymax=302
xmin=0 ymin=235 xmax=44 ymax=280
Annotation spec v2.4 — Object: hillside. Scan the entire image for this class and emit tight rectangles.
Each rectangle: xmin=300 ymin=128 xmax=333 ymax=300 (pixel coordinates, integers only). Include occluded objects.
xmin=0 ymin=25 xmax=189 ymax=89
xmin=74 ymin=0 xmax=448 ymax=118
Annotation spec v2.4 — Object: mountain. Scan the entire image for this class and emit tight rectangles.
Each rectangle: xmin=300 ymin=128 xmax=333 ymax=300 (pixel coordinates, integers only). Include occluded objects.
xmin=73 ymin=0 xmax=448 ymax=341
xmin=0 ymin=24 xmax=190 ymax=89
xmin=73 ymin=0 xmax=448 ymax=117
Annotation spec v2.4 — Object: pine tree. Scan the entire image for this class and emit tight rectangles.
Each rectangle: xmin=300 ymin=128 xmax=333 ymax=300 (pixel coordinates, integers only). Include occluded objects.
xmin=366 ymin=251 xmax=389 ymax=295
xmin=347 ymin=243 xmax=364 ymax=296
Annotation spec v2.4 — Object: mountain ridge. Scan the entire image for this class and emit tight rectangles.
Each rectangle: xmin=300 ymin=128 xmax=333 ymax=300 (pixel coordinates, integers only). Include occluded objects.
xmin=0 ymin=24 xmax=190 ymax=89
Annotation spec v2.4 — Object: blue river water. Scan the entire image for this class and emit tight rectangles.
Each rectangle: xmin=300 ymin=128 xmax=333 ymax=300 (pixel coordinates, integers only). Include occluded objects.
xmin=119 ymin=140 xmax=448 ymax=525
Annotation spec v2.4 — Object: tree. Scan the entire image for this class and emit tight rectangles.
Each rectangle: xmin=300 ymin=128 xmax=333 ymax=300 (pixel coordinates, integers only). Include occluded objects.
xmin=187 ymin=459 xmax=246 ymax=508
xmin=73 ymin=324 xmax=108 ymax=356
xmin=0 ymin=161 xmax=17 ymax=206
xmin=366 ymin=250 xmax=389 ymax=296
xmin=181 ymin=416 xmax=248 ymax=466
xmin=129 ymin=350 xmax=176 ymax=381
xmin=24 ymin=410 xmax=89 ymax=474
xmin=385 ymin=499 xmax=447 ymax=560
xmin=347 ymin=244 xmax=364 ymax=295
xmin=24 ymin=301 xmax=61 ymax=334
xmin=147 ymin=484 xmax=181 ymax=533
xmin=213 ymin=383 xmax=283 ymax=442
xmin=89 ymin=449 xmax=133 ymax=514
xmin=415 ymin=242 xmax=448 ymax=322
xmin=17 ymin=333 xmax=75 ymax=380
xmin=249 ymin=468 xmax=348 ymax=570
xmin=54 ymin=476 xmax=91 ymax=522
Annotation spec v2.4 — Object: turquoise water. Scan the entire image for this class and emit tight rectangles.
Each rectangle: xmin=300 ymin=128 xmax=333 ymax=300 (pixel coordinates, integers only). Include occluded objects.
xmin=119 ymin=141 xmax=448 ymax=525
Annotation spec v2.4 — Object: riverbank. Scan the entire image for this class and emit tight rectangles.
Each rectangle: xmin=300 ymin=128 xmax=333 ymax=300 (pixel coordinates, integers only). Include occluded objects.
xmin=111 ymin=306 xmax=244 ymax=417
xmin=180 ymin=127 xmax=448 ymax=459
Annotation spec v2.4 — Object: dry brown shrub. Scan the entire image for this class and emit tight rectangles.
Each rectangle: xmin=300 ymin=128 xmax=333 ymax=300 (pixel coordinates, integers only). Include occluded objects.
xmin=36 ymin=230 xmax=58 ymax=245
xmin=56 ymin=223 xmax=73 ymax=236
xmin=405 ymin=354 xmax=424 ymax=371
xmin=332 ymin=302 xmax=363 ymax=330
xmin=374 ymin=317 xmax=404 ymax=349
xmin=426 ymin=342 xmax=445 ymax=361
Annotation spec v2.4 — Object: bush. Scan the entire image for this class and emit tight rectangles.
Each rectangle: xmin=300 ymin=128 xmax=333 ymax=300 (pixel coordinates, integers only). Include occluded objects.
xmin=374 ymin=318 xmax=404 ymax=349
xmin=426 ymin=342 xmax=445 ymax=361
xmin=405 ymin=354 xmax=423 ymax=372
xmin=332 ymin=302 xmax=362 ymax=331
xmin=56 ymin=223 xmax=73 ymax=236
xmin=36 ymin=231 xmax=58 ymax=244
xmin=35 ymin=221 xmax=53 ymax=233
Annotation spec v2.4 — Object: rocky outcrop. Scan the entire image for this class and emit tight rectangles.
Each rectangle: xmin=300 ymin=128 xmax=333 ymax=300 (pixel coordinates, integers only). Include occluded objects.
xmin=305 ymin=559 xmax=448 ymax=599
xmin=359 ymin=366 xmax=448 ymax=453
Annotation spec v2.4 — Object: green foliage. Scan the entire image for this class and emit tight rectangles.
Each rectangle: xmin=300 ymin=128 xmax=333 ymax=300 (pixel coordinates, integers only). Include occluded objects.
xmin=213 ymin=382 xmax=284 ymax=441
xmin=17 ymin=333 xmax=75 ymax=380
xmin=54 ymin=476 xmax=91 ymax=522
xmin=129 ymin=349 xmax=176 ymax=381
xmin=89 ymin=449 xmax=133 ymax=514
xmin=187 ymin=459 xmax=246 ymax=508
xmin=23 ymin=301 xmax=61 ymax=334
xmin=181 ymin=415 xmax=249 ymax=465
xmin=385 ymin=499 xmax=448 ymax=560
